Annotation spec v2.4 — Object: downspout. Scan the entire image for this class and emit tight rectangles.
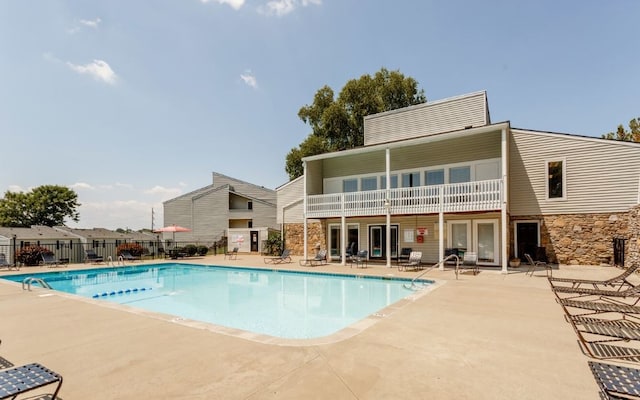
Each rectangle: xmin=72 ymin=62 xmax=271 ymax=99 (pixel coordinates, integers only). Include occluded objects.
xmin=386 ymin=148 xmax=391 ymax=267
xmin=501 ymin=125 xmax=509 ymax=273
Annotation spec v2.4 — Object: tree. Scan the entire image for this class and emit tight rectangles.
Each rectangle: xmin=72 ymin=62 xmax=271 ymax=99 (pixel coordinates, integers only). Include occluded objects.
xmin=601 ymin=117 xmax=640 ymax=142
xmin=0 ymin=185 xmax=80 ymax=227
xmin=286 ymin=68 xmax=427 ymax=180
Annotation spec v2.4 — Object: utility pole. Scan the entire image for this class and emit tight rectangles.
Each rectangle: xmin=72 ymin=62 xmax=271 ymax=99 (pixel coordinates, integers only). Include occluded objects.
xmin=151 ymin=208 xmax=155 ymax=232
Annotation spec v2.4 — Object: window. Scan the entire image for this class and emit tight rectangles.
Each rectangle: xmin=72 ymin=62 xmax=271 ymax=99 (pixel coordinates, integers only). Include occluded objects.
xmin=401 ymin=172 xmax=420 ymax=187
xmin=449 ymin=166 xmax=470 ymax=183
xmin=547 ymin=159 xmax=565 ymax=199
xmin=247 ymin=201 xmax=253 ymax=210
xmin=361 ymin=177 xmax=377 ymax=191
xmin=343 ymin=179 xmax=358 ymax=192
xmin=425 ymin=169 xmax=444 ymax=185
xmin=380 ymin=175 xmax=398 ymax=189
xmin=248 ymin=220 xmax=253 ymax=228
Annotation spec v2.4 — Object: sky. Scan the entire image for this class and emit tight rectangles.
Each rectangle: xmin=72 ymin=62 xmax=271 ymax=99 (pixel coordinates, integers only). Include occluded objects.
xmin=1 ymin=1 xmax=638 ymax=231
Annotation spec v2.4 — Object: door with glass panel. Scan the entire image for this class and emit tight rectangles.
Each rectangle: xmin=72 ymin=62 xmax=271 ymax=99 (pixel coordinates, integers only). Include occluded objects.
xmin=474 ymin=219 xmax=499 ymax=265
xmin=368 ymin=225 xmax=398 ymax=259
xmin=447 ymin=221 xmax=470 ymax=258
xmin=328 ymin=224 xmax=359 ymax=260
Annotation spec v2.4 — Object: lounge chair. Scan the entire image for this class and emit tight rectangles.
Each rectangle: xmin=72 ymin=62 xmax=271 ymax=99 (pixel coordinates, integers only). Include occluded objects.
xmin=299 ymin=249 xmax=327 ymax=267
xmin=552 ymin=281 xmax=640 ymax=303
xmin=119 ymin=250 xmax=140 ymax=262
xmin=524 ymin=253 xmax=552 ymax=277
xmin=0 ymin=340 xmax=13 ymax=370
xmin=566 ymin=314 xmax=640 ymax=362
xmin=398 ymin=251 xmax=422 ymax=271
xmin=41 ymin=253 xmax=63 ymax=268
xmin=0 ymin=253 xmax=18 ymax=271
xmin=0 ymin=363 xmax=63 ymax=399
xmin=350 ymin=250 xmax=368 ymax=268
xmin=85 ymin=249 xmax=104 ymax=264
xmin=549 ymin=264 xmax=639 ymax=290
xmin=224 ymin=247 xmax=239 ymax=260
xmin=558 ymin=298 xmax=640 ymax=317
xmin=264 ymin=249 xmax=292 ymax=264
xmin=396 ymin=247 xmax=412 ymax=265
xmin=589 ymin=361 xmax=640 ymax=400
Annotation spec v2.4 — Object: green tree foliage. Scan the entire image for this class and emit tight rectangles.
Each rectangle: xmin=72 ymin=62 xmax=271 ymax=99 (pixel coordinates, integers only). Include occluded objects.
xmin=601 ymin=117 xmax=640 ymax=142
xmin=286 ymin=68 xmax=427 ymax=180
xmin=0 ymin=185 xmax=80 ymax=227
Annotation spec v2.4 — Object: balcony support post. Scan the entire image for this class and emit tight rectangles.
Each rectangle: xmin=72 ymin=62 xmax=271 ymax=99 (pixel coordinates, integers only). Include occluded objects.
xmin=501 ymin=126 xmax=509 ymax=273
xmin=303 ymin=161 xmax=308 ymax=261
xmin=438 ymin=187 xmax=445 ymax=270
xmin=341 ymin=195 xmax=346 ymax=266
xmin=385 ymin=148 xmax=391 ymax=267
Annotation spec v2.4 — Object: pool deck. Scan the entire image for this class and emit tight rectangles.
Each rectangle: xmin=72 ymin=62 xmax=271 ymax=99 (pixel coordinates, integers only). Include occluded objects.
xmin=1 ymin=255 xmax=635 ymax=399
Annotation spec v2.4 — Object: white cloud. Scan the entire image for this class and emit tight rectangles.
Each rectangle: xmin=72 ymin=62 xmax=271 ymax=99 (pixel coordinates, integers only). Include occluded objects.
xmin=69 ymin=182 xmax=95 ymax=190
xmin=67 ymin=59 xmax=118 ymax=85
xmin=200 ymin=0 xmax=245 ymax=10
xmin=261 ymin=0 xmax=321 ymax=16
xmin=79 ymin=18 xmax=101 ymax=29
xmin=7 ymin=185 xmax=26 ymax=193
xmin=240 ymin=70 xmax=258 ymax=88
xmin=144 ymin=185 xmax=183 ymax=200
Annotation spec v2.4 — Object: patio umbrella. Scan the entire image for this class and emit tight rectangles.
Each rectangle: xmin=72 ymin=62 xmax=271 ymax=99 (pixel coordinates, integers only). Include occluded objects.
xmin=154 ymin=225 xmax=191 ymax=247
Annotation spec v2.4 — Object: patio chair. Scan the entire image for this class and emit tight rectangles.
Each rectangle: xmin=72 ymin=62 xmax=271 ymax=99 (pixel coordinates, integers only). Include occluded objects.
xmin=0 ymin=253 xmax=18 ymax=271
xmin=119 ymin=250 xmax=141 ymax=262
xmin=458 ymin=251 xmax=479 ymax=275
xmin=41 ymin=253 xmax=63 ymax=268
xmin=264 ymin=249 xmax=292 ymax=264
xmin=566 ymin=314 xmax=640 ymax=363
xmin=589 ymin=361 xmax=640 ymax=400
xmin=0 ymin=363 xmax=63 ymax=400
xmin=224 ymin=247 xmax=238 ymax=260
xmin=524 ymin=253 xmax=552 ymax=277
xmin=345 ymin=242 xmax=357 ymax=258
xmin=350 ymin=250 xmax=368 ymax=269
xmin=548 ymin=263 xmax=639 ymax=290
xmin=398 ymin=251 xmax=422 ymax=272
xmin=299 ymin=249 xmax=327 ymax=267
xmin=396 ymin=247 xmax=412 ymax=265
xmin=85 ymin=249 xmax=104 ymax=264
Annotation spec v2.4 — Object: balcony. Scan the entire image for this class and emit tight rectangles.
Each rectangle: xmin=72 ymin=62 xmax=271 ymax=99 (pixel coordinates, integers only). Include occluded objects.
xmin=306 ymin=179 xmax=503 ymax=218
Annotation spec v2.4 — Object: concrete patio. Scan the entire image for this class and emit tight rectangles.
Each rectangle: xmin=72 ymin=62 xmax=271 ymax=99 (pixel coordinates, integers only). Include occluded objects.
xmin=1 ymin=255 xmax=631 ymax=399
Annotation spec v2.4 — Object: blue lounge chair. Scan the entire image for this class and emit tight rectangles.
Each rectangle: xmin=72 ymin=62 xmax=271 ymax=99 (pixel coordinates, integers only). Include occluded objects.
xmin=0 ymin=363 xmax=63 ymax=399
xmin=41 ymin=253 xmax=63 ymax=268
xmin=85 ymin=249 xmax=104 ymax=264
xmin=299 ymin=249 xmax=327 ymax=266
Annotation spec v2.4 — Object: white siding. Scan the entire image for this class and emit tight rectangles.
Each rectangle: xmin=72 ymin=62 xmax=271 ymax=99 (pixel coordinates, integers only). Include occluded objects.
xmin=277 ymin=177 xmax=304 ymax=224
xmin=364 ymin=91 xmax=489 ymax=146
xmin=509 ymin=129 xmax=640 ymax=215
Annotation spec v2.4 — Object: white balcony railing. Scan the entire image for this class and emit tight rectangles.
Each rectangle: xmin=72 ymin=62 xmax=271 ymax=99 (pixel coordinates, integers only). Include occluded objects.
xmin=306 ymin=179 xmax=503 ymax=218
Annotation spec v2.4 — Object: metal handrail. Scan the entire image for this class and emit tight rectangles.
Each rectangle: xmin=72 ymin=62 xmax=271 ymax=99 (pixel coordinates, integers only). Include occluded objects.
xmin=404 ymin=254 xmax=460 ymax=290
xmin=22 ymin=277 xmax=52 ymax=291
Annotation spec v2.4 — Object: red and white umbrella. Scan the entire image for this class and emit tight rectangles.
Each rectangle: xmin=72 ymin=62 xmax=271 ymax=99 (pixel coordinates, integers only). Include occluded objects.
xmin=154 ymin=224 xmax=191 ymax=245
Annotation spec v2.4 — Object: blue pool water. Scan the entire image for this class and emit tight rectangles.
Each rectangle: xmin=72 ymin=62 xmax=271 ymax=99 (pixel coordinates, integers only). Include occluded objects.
xmin=1 ymin=264 xmax=431 ymax=339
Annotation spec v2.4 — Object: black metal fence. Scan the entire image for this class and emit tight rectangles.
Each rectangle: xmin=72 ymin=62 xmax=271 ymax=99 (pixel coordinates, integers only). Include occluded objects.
xmin=0 ymin=239 xmax=219 ymax=267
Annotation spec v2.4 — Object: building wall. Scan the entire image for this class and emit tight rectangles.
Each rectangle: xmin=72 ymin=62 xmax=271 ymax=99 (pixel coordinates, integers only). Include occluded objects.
xmin=511 ymin=211 xmax=629 ymax=265
xmin=283 ymin=222 xmax=325 ymax=256
xmin=364 ymin=91 xmax=489 ymax=146
xmin=276 ymin=177 xmax=304 ymax=224
xmin=212 ymin=172 xmax=276 ymax=203
xmin=510 ymin=129 xmax=640 ymax=215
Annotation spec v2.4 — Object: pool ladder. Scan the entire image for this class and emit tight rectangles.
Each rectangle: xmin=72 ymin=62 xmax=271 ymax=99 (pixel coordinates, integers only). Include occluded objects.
xmin=404 ymin=254 xmax=460 ymax=290
xmin=22 ymin=277 xmax=52 ymax=291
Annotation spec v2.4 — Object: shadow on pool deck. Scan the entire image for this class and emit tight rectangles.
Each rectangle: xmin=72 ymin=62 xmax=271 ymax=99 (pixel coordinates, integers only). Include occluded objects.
xmin=0 ymin=255 xmax=620 ymax=399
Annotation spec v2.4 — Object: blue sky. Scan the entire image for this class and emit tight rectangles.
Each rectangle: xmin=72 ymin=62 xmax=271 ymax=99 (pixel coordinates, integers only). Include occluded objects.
xmin=1 ymin=1 xmax=638 ymax=230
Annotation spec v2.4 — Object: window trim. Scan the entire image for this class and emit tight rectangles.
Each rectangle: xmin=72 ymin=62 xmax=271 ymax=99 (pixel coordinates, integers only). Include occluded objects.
xmin=545 ymin=158 xmax=567 ymax=201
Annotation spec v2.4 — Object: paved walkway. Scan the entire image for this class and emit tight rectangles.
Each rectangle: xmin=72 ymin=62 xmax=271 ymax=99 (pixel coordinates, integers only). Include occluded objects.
xmin=1 ymin=255 xmax=630 ymax=399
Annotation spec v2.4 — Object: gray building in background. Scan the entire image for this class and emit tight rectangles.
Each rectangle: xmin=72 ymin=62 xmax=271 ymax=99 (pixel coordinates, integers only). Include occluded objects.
xmin=162 ymin=172 xmax=278 ymax=252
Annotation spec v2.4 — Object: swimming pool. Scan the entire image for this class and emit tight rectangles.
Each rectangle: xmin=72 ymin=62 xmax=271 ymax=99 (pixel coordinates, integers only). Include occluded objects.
xmin=2 ymin=264 xmax=433 ymax=339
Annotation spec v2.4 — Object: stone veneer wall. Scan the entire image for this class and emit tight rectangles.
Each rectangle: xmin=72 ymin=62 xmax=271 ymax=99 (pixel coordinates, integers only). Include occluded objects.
xmin=283 ymin=222 xmax=326 ymax=256
xmin=626 ymin=205 xmax=640 ymax=267
xmin=511 ymin=210 xmax=634 ymax=265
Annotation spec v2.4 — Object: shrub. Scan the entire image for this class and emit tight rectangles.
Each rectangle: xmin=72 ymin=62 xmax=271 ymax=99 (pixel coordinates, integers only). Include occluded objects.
xmin=16 ymin=245 xmax=52 ymax=266
xmin=197 ymin=245 xmax=208 ymax=256
xmin=183 ymin=244 xmax=198 ymax=256
xmin=116 ymin=243 xmax=144 ymax=257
